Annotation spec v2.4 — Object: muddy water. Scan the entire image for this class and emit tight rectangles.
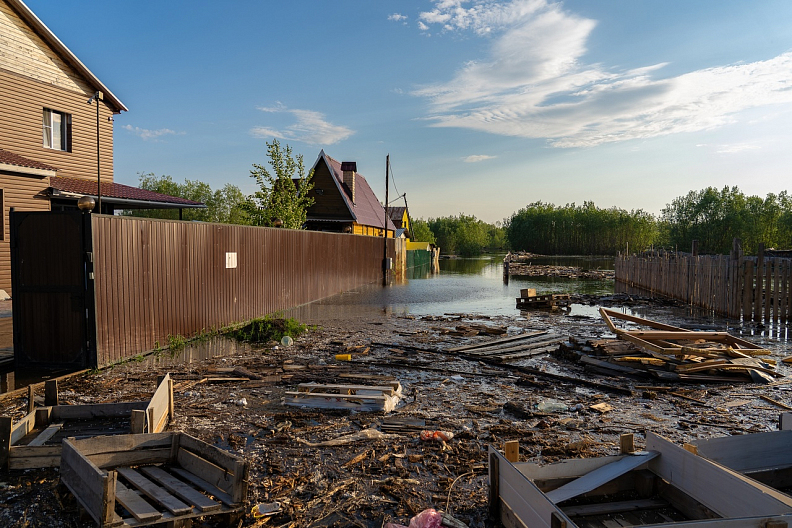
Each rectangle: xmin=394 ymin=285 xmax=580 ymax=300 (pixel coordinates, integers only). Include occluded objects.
xmin=289 ymin=253 xmax=615 ymax=321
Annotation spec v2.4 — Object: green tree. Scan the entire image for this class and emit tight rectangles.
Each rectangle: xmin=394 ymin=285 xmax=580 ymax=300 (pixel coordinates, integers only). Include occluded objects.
xmin=243 ymin=139 xmax=314 ymax=229
xmin=126 ymin=173 xmax=249 ymax=224
xmin=410 ymin=219 xmax=436 ymax=244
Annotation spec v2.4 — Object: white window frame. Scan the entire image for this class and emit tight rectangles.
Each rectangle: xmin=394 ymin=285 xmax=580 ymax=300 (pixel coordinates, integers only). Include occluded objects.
xmin=42 ymin=108 xmax=71 ymax=151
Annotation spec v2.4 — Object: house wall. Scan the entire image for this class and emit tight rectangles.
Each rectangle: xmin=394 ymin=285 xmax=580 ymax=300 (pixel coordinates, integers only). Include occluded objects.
xmin=0 ymin=2 xmax=115 ymax=181
xmin=305 ymin=161 xmax=352 ymax=222
xmin=0 ymin=171 xmax=50 ymax=292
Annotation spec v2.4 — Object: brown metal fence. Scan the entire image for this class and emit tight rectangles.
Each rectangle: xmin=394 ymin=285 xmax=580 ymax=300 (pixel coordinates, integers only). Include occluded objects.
xmin=615 ymin=252 xmax=792 ymax=322
xmin=90 ymin=215 xmax=402 ymax=366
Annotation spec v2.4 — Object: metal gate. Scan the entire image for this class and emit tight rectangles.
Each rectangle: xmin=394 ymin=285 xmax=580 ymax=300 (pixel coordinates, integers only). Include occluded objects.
xmin=10 ymin=210 xmax=96 ymax=368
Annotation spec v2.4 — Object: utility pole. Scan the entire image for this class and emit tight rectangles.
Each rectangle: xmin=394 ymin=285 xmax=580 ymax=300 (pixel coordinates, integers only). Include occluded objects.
xmin=383 ymin=154 xmax=390 ymax=286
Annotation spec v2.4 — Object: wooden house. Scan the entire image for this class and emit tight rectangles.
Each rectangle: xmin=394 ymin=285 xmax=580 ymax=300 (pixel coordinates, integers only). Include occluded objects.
xmin=0 ymin=0 xmax=202 ymax=293
xmin=389 ymin=206 xmax=411 ymax=238
xmin=304 ymin=151 xmax=396 ymax=237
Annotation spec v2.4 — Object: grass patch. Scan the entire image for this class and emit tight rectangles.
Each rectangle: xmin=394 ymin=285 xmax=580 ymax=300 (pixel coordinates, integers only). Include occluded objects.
xmin=226 ymin=314 xmax=310 ymax=344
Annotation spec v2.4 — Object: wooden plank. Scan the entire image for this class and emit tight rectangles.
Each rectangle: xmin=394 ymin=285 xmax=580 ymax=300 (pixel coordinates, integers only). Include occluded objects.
xmin=116 ymin=466 xmax=192 ymax=516
xmin=9 ymin=410 xmax=35 ymax=445
xmin=67 ymin=432 xmax=172 ymax=456
xmin=692 ymin=430 xmax=792 ymax=473
xmin=176 ymin=448 xmax=236 ymax=498
xmin=0 ymin=416 xmax=11 ymax=468
xmin=27 ymin=422 xmax=63 ymax=446
xmin=8 ymin=445 xmax=62 ymax=469
xmin=60 ymin=438 xmax=109 ymax=526
xmin=50 ymin=401 xmax=148 ymax=420
xmin=447 ymin=330 xmax=548 ymax=352
xmin=146 ymin=373 xmax=171 ymax=434
xmin=114 ymin=481 xmax=163 ymax=523
xmin=297 ymin=383 xmax=397 ymax=396
xmin=561 ymin=498 xmax=668 ymax=517
xmin=89 ymin=449 xmax=173 ymax=470
xmin=170 ymin=467 xmax=235 ymax=507
xmin=140 ymin=465 xmax=221 ymax=512
xmin=546 ymin=452 xmax=657 ymax=504
xmin=505 ymin=441 xmax=520 ymax=463
xmin=647 ymin=432 xmax=792 ymax=516
xmin=470 ymin=337 xmax=566 ymax=357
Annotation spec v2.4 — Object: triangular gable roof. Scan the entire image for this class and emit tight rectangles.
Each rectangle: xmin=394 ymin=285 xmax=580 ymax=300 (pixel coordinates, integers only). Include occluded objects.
xmin=310 ymin=150 xmax=396 ymax=231
xmin=6 ymin=0 xmax=127 ymax=113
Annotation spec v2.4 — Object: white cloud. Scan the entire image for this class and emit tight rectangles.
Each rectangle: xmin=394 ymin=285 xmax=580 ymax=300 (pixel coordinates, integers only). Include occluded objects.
xmin=388 ymin=13 xmax=408 ymax=22
xmin=414 ymin=0 xmax=792 ymax=148
xmin=463 ymin=154 xmax=496 ymax=162
xmin=715 ymin=143 xmax=762 ymax=154
xmin=252 ymin=105 xmax=354 ymax=146
xmin=418 ymin=21 xmax=429 ymax=31
xmin=121 ymin=125 xmax=182 ymax=141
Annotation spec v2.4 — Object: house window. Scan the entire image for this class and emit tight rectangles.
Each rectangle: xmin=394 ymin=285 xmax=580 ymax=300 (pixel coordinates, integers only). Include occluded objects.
xmin=42 ymin=109 xmax=72 ymax=151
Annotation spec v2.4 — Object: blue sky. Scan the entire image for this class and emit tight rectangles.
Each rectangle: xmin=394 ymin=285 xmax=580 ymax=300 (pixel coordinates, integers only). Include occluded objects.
xmin=28 ymin=0 xmax=792 ymax=223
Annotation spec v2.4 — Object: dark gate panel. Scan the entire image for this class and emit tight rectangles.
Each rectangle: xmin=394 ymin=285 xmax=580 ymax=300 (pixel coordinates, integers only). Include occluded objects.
xmin=11 ymin=211 xmax=96 ymax=368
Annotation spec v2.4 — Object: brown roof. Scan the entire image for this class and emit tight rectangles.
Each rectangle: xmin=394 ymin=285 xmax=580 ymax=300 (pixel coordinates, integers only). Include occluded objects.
xmin=0 ymin=148 xmax=57 ymax=172
xmin=319 ymin=153 xmax=396 ymax=231
xmin=49 ymin=176 xmax=203 ymax=206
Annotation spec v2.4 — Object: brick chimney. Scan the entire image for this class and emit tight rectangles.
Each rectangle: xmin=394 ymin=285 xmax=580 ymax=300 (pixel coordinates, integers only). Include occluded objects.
xmin=341 ymin=161 xmax=356 ymax=203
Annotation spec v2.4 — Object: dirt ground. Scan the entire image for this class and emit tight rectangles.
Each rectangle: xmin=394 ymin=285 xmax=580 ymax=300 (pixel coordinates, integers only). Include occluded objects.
xmin=1 ymin=295 xmax=790 ymax=528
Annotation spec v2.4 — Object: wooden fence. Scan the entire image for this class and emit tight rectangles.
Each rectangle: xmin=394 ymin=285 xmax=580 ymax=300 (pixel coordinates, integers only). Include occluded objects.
xmin=615 ymin=251 xmax=792 ymax=322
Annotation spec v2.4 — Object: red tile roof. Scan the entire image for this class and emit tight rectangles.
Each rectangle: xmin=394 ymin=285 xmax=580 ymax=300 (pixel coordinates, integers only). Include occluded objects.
xmin=49 ymin=176 xmax=204 ymax=206
xmin=322 ymin=154 xmax=396 ymax=231
xmin=0 ymin=148 xmax=57 ymax=172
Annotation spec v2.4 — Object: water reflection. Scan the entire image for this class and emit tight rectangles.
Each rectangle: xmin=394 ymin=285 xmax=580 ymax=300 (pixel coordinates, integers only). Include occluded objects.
xmin=289 ymin=253 xmax=615 ymax=321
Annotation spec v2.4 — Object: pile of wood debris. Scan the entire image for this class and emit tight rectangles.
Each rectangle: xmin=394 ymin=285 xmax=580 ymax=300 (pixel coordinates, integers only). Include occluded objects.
xmin=558 ymin=308 xmax=780 ymax=384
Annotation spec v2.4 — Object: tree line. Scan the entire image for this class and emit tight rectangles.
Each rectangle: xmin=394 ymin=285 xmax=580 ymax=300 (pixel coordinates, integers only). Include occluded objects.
xmin=503 ymin=187 xmax=792 ymax=256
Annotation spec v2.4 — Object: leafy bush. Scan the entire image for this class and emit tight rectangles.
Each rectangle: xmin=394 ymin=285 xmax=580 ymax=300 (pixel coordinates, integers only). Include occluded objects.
xmin=227 ymin=315 xmax=310 ymax=343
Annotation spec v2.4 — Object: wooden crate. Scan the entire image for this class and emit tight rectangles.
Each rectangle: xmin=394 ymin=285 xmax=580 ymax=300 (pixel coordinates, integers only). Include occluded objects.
xmin=61 ymin=432 xmax=249 ymax=527
xmin=691 ymin=426 xmax=792 ymax=497
xmin=0 ymin=374 xmax=173 ymax=469
xmin=489 ymin=432 xmax=792 ymax=528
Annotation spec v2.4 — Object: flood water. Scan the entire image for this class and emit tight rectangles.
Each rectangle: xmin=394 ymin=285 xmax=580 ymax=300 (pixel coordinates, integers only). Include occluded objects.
xmin=289 ymin=253 xmax=614 ymax=321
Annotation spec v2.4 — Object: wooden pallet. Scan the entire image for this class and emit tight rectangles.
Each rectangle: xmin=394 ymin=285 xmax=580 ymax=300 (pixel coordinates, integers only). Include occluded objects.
xmin=61 ymin=432 xmax=248 ymax=527
xmin=1 ymin=374 xmax=173 ymax=469
xmin=516 ymin=293 xmax=571 ymax=310
xmin=489 ymin=432 xmax=792 ymax=528
xmin=284 ymin=381 xmax=402 ymax=412
xmin=448 ymin=330 xmax=564 ymax=362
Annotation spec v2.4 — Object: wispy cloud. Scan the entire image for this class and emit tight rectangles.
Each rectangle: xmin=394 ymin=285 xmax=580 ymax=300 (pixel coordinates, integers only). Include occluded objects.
xmin=121 ymin=125 xmax=182 ymax=141
xmin=715 ymin=143 xmax=763 ymax=154
xmin=414 ymin=0 xmax=792 ymax=148
xmin=463 ymin=154 xmax=496 ymax=162
xmin=252 ymin=104 xmax=354 ymax=145
xmin=388 ymin=13 xmax=408 ymax=22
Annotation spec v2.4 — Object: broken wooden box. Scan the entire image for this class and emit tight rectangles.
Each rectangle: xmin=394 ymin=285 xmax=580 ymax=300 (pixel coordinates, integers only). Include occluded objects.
xmin=61 ymin=432 xmax=249 ymax=527
xmin=489 ymin=432 xmax=792 ymax=528
xmin=0 ymin=373 xmax=173 ymax=469
xmin=690 ymin=421 xmax=792 ymax=498
xmin=284 ymin=380 xmax=402 ymax=412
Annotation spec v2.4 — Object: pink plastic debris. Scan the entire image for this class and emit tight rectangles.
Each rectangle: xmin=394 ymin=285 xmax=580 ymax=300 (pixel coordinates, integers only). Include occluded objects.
xmin=384 ymin=508 xmax=443 ymax=528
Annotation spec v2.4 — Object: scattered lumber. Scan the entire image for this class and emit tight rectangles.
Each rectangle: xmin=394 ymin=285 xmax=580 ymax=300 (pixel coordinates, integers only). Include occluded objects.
xmin=284 ymin=381 xmax=403 ymax=412
xmin=555 ymin=309 xmax=778 ymax=384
